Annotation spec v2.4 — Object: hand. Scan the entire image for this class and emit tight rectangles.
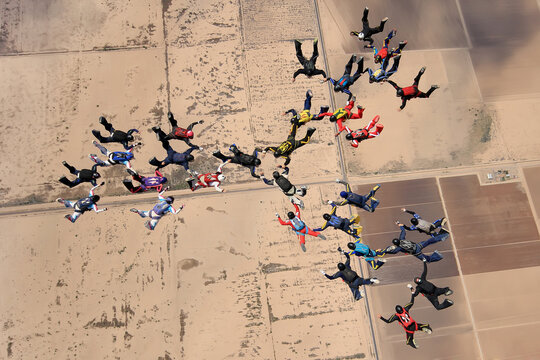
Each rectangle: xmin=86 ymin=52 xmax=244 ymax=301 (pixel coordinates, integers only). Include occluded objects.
xmin=407 ymin=284 xmax=413 ymax=289
xmin=292 ymin=78 xmax=296 ymax=83
xmin=422 ymin=257 xmax=427 ymax=262
xmin=401 ymin=208 xmax=406 ymax=212
xmin=100 ymin=181 xmax=105 ymax=186
xmin=337 ymin=247 xmax=342 ymax=252
xmin=198 ymin=147 xmax=204 ymax=151
xmin=199 ymin=120 xmax=205 ymax=124
xmin=275 ymin=213 xmax=280 ymax=218
xmin=398 ymin=108 xmax=402 ymax=112
xmin=327 ymin=200 xmax=333 ymax=205
xmin=137 ymin=142 xmax=142 ymax=146
xmin=281 ymin=112 xmax=287 ymax=116
xmin=164 ymin=186 xmax=170 ymax=191
xmin=319 ymin=270 xmax=326 ymax=275
xmin=377 ymin=314 xmax=381 ymax=318
xmin=181 ymin=204 xmax=185 ymax=209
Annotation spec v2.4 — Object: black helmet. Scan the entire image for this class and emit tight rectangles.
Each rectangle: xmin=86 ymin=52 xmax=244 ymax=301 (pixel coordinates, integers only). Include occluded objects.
xmin=329 ymin=114 xmax=337 ymax=122
xmin=395 ymin=305 xmax=403 ymax=313
xmin=186 ymin=155 xmax=195 ymax=162
xmin=345 ymin=133 xmax=353 ymax=141
xmin=411 ymin=218 xmax=418 ymax=225
xmin=127 ymin=134 xmax=134 ymax=142
xmin=323 ymin=213 xmax=331 ymax=221
xmin=374 ymin=55 xmax=382 ymax=64
xmin=369 ymin=76 xmax=375 ymax=83
xmin=414 ymin=277 xmax=422 ymax=284
xmin=166 ymin=196 xmax=174 ymax=204
xmin=392 ymin=238 xmax=400 ymax=246
xmin=287 ymin=211 xmax=295 ymax=219
xmin=347 ymin=242 xmax=356 ymax=250
xmin=334 ymin=84 xmax=343 ymax=92
xmin=273 ymin=152 xmax=280 ymax=158
xmin=91 ymin=195 xmax=100 ymax=203
xmin=272 ymin=171 xmax=280 ymax=179
xmin=397 ymin=89 xmax=404 ymax=97
xmin=254 ymin=159 xmax=262 ymax=166
xmin=337 ymin=263 xmax=346 ymax=271
xmin=92 ymin=172 xmax=101 ymax=179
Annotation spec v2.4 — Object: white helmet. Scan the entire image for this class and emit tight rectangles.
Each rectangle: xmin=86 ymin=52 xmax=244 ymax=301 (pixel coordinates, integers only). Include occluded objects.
xmin=217 ymin=174 xmax=225 ymax=182
xmin=357 ymin=32 xmax=365 ymax=40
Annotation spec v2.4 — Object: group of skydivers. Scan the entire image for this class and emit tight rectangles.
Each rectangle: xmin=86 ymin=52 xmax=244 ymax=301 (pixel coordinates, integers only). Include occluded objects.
xmin=54 ymin=7 xmax=444 ymax=350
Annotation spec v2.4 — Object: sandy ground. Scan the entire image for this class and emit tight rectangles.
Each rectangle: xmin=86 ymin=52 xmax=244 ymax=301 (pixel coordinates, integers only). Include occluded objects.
xmin=1 ymin=0 xmax=540 ymax=359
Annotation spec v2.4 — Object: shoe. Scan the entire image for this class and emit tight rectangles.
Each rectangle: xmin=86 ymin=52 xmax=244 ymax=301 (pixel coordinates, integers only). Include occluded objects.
xmin=318 ymin=234 xmax=326 ymax=240
xmin=386 ymin=245 xmax=397 ymax=251
xmin=64 ymin=215 xmax=74 ymax=222
xmin=407 ymin=283 xmax=413 ymax=289
xmin=382 ymin=17 xmax=388 ymax=22
xmin=379 ymin=258 xmax=387 ymax=263
xmin=89 ymin=154 xmax=99 ymax=163
xmin=306 ymin=89 xmax=313 ymax=98
xmin=300 ymin=185 xmax=308 ymax=191
xmin=399 ymin=40 xmax=407 ymax=46
xmin=294 ymin=39 xmax=302 ymax=45
xmin=313 ymin=38 xmax=318 ymax=45
xmin=144 ymin=220 xmax=153 ymax=230
xmin=359 ymin=289 xmax=365 ymax=297
xmin=351 ymin=54 xmax=357 ymax=63
xmin=447 ymin=300 xmax=454 ymax=305
xmin=62 ymin=161 xmax=68 ymax=166
xmin=336 ymin=178 xmax=346 ymax=184
xmin=167 ymin=111 xmax=173 ymax=120
xmin=372 ymin=184 xmax=381 ymax=192
xmin=56 ymin=198 xmax=64 ymax=203
xmin=420 ymin=66 xmax=426 ymax=73
xmin=151 ymin=126 xmax=160 ymax=132
xmin=371 ymin=278 xmax=380 ymax=284
xmin=356 ymin=56 xmax=364 ymax=65
xmin=300 ymin=243 xmax=307 ymax=252
xmin=130 ymin=208 xmax=139 ymax=213
xmin=441 ymin=217 xmax=448 ymax=227
xmin=99 ymin=116 xmax=107 ymax=125
xmin=365 ymin=7 xmax=369 ymax=11
xmin=423 ymin=326 xmax=432 ymax=334
xmin=445 ymin=289 xmax=453 ymax=296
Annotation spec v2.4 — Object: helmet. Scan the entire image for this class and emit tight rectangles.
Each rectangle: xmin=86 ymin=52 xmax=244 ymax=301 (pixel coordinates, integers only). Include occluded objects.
xmin=273 ymin=152 xmax=280 ymax=158
xmin=186 ymin=155 xmax=195 ymax=162
xmin=165 ymin=196 xmax=174 ymax=204
xmin=329 ymin=115 xmax=337 ymax=122
xmin=92 ymin=172 xmax=101 ymax=179
xmin=397 ymin=89 xmax=404 ymax=97
xmin=411 ymin=218 xmax=418 ymax=225
xmin=414 ymin=277 xmax=422 ymax=284
xmin=334 ymin=84 xmax=343 ymax=92
xmin=337 ymin=263 xmax=346 ymax=271
xmin=161 ymin=176 xmax=168 ymax=184
xmin=347 ymin=242 xmax=356 ymax=250
xmin=254 ymin=159 xmax=262 ymax=166
xmin=272 ymin=171 xmax=280 ymax=179
xmin=357 ymin=32 xmax=365 ymax=40
xmin=127 ymin=134 xmax=134 ymax=142
xmin=186 ymin=130 xmax=194 ymax=139
xmin=374 ymin=55 xmax=382 ymax=64
xmin=287 ymin=211 xmax=295 ymax=219
xmin=369 ymin=75 xmax=376 ymax=83
xmin=392 ymin=238 xmax=400 ymax=246
xmin=395 ymin=305 xmax=403 ymax=313
xmin=91 ymin=195 xmax=100 ymax=203
xmin=323 ymin=214 xmax=331 ymax=221
xmin=339 ymin=191 xmax=348 ymax=198
xmin=217 ymin=174 xmax=225 ymax=182
xmin=345 ymin=133 xmax=353 ymax=141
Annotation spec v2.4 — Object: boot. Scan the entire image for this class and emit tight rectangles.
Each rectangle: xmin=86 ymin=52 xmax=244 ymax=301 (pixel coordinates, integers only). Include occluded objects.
xmin=59 ymin=176 xmax=76 ymax=188
xmin=149 ymin=157 xmax=162 ymax=167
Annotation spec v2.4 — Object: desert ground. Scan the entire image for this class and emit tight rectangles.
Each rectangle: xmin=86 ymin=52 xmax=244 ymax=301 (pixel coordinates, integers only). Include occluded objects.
xmin=1 ymin=0 xmax=540 ymax=359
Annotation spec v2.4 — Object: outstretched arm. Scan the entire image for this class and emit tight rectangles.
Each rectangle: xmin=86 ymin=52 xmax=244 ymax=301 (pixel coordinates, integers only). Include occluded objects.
xmin=344 ymin=252 xmax=351 ymax=267
xmin=324 ymin=271 xmax=341 ymax=280
xmin=217 ymin=159 xmax=231 ymax=173
xmin=421 ymin=259 xmax=428 ymax=281
xmin=158 ymin=187 xmax=168 ymax=201
xmin=379 ymin=314 xmax=397 ymax=323
xmin=89 ymin=181 xmax=104 ymax=196
xmin=169 ymin=204 xmax=184 ymax=215
xmin=90 ymin=204 xmax=107 ymax=213
xmin=284 ymin=109 xmax=298 ymax=117
xmin=404 ymin=294 xmax=415 ymax=312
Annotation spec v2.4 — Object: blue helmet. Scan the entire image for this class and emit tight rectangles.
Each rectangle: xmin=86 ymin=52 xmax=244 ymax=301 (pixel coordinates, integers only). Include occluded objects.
xmin=340 ymin=191 xmax=348 ymax=198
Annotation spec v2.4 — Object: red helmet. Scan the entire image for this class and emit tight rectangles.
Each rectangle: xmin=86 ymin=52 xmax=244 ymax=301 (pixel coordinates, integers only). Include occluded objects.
xmin=186 ymin=130 xmax=194 ymax=139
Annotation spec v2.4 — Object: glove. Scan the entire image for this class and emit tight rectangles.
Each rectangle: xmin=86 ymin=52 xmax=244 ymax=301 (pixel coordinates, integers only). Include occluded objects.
xmin=407 ymin=284 xmax=413 ymax=289
xmin=275 ymin=213 xmax=280 ymax=218
xmin=422 ymin=257 xmax=427 ymax=262
xmin=327 ymin=200 xmax=333 ymax=205
xmin=337 ymin=247 xmax=342 ymax=252
xmin=198 ymin=147 xmax=204 ymax=151
xmin=319 ymin=270 xmax=326 ymax=275
xmin=100 ymin=181 xmax=105 ymax=186
xmin=401 ymin=208 xmax=406 ymax=212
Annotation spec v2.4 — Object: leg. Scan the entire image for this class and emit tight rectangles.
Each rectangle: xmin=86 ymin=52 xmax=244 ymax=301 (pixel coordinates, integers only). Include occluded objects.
xmin=212 ymin=150 xmax=233 ymax=163
xmin=293 ymin=127 xmax=316 ymax=150
xmin=423 ymin=86 xmax=439 ymax=97
xmin=344 ymin=55 xmax=355 ymax=76
xmin=419 ymin=251 xmax=443 ymax=263
xmin=145 ymin=218 xmax=160 ymax=230
xmin=413 ymin=67 xmax=425 ymax=86
xmin=348 ymin=283 xmax=363 ymax=301
xmin=93 ymin=141 xmax=109 ymax=156
xmin=62 ymin=161 xmax=77 ymax=174
xmin=405 ymin=332 xmax=417 ymax=349
xmin=66 ymin=212 xmax=82 ymax=223
xmin=309 ymin=39 xmax=319 ymax=63
xmin=99 ymin=116 xmax=113 ymax=132
xmin=387 ymin=55 xmax=401 ymax=75
xmin=303 ymin=90 xmax=313 ymax=111
xmin=418 ymin=233 xmax=447 ymax=250
xmin=352 ymin=57 xmax=365 ymax=81
xmin=367 ymin=259 xmax=385 ymax=270
xmin=362 ymin=7 xmax=369 ymax=23
xmin=294 ymin=40 xmax=306 ymax=65
xmin=58 ymin=177 xmax=81 ymax=188
xmin=152 ymin=127 xmax=168 ymax=141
